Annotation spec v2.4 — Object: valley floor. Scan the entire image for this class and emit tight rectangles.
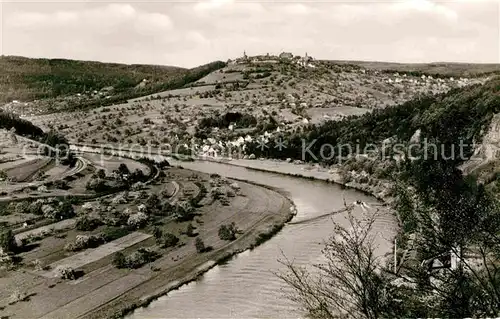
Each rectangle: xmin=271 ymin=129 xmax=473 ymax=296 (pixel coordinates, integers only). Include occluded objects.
xmin=0 ymin=168 xmax=294 ymax=319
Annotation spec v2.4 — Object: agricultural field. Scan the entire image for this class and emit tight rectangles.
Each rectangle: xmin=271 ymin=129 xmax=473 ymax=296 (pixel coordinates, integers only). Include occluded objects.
xmin=0 ymin=164 xmax=292 ymax=319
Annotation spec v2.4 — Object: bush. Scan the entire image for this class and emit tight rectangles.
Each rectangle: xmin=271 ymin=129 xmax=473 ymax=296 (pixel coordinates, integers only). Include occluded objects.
xmin=0 ymin=229 xmax=16 ymax=254
xmin=55 ymin=200 xmax=75 ymax=220
xmin=58 ymin=266 xmax=80 ymax=280
xmin=218 ymin=223 xmax=237 ymax=241
xmin=114 ymin=248 xmax=160 ymax=269
xmin=186 ymin=223 xmax=196 ymax=237
xmin=96 ymin=169 xmax=106 ymax=179
xmin=153 ymin=227 xmax=163 ymax=242
xmin=174 ymin=201 xmax=194 ymax=221
xmin=160 ymin=233 xmax=179 ymax=248
xmin=86 ymin=177 xmax=107 ymax=192
xmin=195 ymin=237 xmax=206 ymax=253
xmin=75 ymin=216 xmax=101 ymax=231
xmin=28 ymin=200 xmax=43 ymax=215
xmin=112 ymin=252 xmax=127 ymax=268
xmin=102 ymin=227 xmax=128 ymax=241
xmin=64 ymin=234 xmax=105 ymax=251
xmin=127 ymin=212 xmax=148 ymax=228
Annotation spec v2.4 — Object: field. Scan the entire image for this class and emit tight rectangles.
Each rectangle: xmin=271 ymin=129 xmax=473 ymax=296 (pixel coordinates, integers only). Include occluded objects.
xmin=0 ymin=166 xmax=293 ymax=319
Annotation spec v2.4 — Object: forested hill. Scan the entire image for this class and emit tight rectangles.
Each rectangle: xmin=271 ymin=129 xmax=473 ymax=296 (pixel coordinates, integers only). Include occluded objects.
xmin=0 ymin=56 xmax=226 ymax=113
xmin=247 ymin=76 xmax=500 ymax=167
xmin=0 ymin=56 xmax=187 ymax=102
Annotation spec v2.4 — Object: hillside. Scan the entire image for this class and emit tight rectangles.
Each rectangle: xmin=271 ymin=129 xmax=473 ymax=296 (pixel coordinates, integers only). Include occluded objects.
xmin=0 ymin=56 xmax=226 ymax=114
xmin=0 ymin=56 xmax=186 ymax=102
xmin=326 ymin=60 xmax=500 ymax=77
xmin=25 ymin=53 xmax=492 ymax=149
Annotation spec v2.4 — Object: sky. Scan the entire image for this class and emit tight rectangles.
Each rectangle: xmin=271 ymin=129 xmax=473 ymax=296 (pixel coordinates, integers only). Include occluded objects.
xmin=0 ymin=0 xmax=499 ymax=68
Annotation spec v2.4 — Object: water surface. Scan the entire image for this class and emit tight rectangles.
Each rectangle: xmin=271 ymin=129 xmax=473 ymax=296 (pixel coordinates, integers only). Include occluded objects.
xmin=127 ymin=161 xmax=396 ymax=319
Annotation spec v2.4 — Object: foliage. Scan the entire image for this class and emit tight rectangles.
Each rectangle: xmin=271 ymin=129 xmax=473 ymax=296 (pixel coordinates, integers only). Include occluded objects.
xmin=96 ymin=169 xmax=106 ymax=179
xmin=102 ymin=227 xmax=128 ymax=241
xmin=55 ymin=199 xmax=75 ymax=220
xmin=198 ymin=112 xmax=257 ymax=130
xmin=75 ymin=215 xmax=102 ymax=231
xmin=64 ymin=234 xmax=105 ymax=251
xmin=127 ymin=212 xmax=148 ymax=228
xmin=0 ymin=55 xmax=226 ymax=113
xmin=159 ymin=232 xmax=179 ymax=248
xmin=174 ymin=201 xmax=195 ymax=221
xmin=112 ymin=252 xmax=127 ymax=269
xmin=86 ymin=177 xmax=107 ymax=192
xmin=218 ymin=222 xmax=237 ymax=241
xmin=278 ymin=210 xmax=392 ymax=319
xmin=246 ymin=78 xmax=500 ymax=165
xmin=145 ymin=193 xmax=160 ymax=210
xmin=195 ymin=237 xmax=206 ymax=253
xmin=0 ymin=229 xmax=16 ymax=253
xmin=0 ymin=110 xmax=43 ymax=137
xmin=58 ymin=266 xmax=80 ymax=280
xmin=113 ymin=248 xmax=160 ymax=269
xmin=186 ymin=223 xmax=196 ymax=237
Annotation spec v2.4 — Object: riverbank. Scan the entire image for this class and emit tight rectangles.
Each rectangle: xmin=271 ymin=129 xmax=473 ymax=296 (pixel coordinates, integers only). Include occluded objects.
xmin=80 ymin=176 xmax=295 ymax=319
xmin=0 ymin=167 xmax=295 ymax=319
xmin=196 ymin=156 xmax=395 ymax=204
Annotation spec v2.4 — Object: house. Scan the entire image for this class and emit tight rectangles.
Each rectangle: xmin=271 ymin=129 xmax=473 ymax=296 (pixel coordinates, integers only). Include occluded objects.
xmin=298 ymin=52 xmax=313 ymax=67
xmin=279 ymin=52 xmax=293 ymax=59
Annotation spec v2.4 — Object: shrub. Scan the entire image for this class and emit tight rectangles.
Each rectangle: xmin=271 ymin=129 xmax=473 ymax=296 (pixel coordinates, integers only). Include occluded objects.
xmin=47 ymin=200 xmax=75 ymax=220
xmin=0 ymin=229 xmax=16 ymax=254
xmin=186 ymin=223 xmax=196 ymax=237
xmin=127 ymin=212 xmax=148 ymax=228
xmin=64 ymin=234 xmax=105 ymax=251
xmin=28 ymin=200 xmax=43 ymax=215
xmin=58 ymin=266 xmax=79 ymax=280
xmin=96 ymin=169 xmax=106 ymax=179
xmin=145 ymin=193 xmax=160 ymax=210
xmin=160 ymin=233 xmax=179 ymax=248
xmin=112 ymin=252 xmax=127 ymax=268
xmin=174 ymin=201 xmax=194 ymax=221
xmin=195 ymin=237 xmax=206 ymax=253
xmin=102 ymin=227 xmax=128 ymax=241
xmin=75 ymin=216 xmax=101 ymax=231
xmin=120 ymin=248 xmax=160 ymax=269
xmin=153 ymin=227 xmax=163 ymax=242
xmin=218 ymin=223 xmax=237 ymax=241
xmin=86 ymin=177 xmax=107 ymax=192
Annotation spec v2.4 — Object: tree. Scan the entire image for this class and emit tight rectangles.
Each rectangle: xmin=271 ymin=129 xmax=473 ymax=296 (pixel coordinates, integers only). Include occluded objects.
xmin=56 ymin=200 xmax=75 ymax=220
xmin=277 ymin=209 xmax=392 ymax=319
xmin=0 ymin=170 xmax=7 ymax=182
xmin=218 ymin=222 xmax=237 ymax=241
xmin=96 ymin=169 xmax=106 ymax=179
xmin=0 ymin=229 xmax=16 ymax=254
xmin=161 ymin=233 xmax=179 ymax=248
xmin=195 ymin=237 xmax=206 ymax=253
xmin=153 ymin=227 xmax=163 ymax=243
xmin=146 ymin=193 xmax=160 ymax=210
xmin=117 ymin=163 xmax=130 ymax=176
xmin=75 ymin=216 xmax=101 ymax=231
xmin=112 ymin=252 xmax=127 ymax=268
xmin=186 ymin=223 xmax=196 ymax=237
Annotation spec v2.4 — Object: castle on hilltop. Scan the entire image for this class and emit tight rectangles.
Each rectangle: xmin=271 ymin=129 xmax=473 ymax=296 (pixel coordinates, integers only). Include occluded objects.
xmin=228 ymin=51 xmax=314 ymax=66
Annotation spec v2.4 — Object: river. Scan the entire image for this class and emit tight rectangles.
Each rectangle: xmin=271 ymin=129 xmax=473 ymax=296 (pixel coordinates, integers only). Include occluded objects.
xmin=126 ymin=161 xmax=397 ymax=319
